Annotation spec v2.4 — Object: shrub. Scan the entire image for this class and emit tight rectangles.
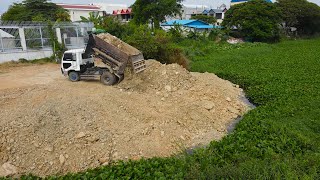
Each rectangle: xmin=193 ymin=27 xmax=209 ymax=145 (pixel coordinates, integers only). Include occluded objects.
xmin=124 ymin=25 xmax=189 ymax=68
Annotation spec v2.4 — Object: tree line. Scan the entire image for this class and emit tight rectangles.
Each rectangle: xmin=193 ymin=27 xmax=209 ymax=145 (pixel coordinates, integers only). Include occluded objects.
xmin=2 ymin=0 xmax=320 ymax=42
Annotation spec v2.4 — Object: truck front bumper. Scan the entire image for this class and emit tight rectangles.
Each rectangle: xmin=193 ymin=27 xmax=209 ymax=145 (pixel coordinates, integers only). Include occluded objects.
xmin=61 ymin=68 xmax=68 ymax=76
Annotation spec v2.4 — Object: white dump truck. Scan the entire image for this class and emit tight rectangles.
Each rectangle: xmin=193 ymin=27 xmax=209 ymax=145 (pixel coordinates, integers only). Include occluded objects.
xmin=61 ymin=32 xmax=146 ymax=85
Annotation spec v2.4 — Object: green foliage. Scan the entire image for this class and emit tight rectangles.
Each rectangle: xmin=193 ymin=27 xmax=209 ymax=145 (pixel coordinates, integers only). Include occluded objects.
xmin=183 ymin=38 xmax=320 ymax=178
xmin=80 ymin=12 xmax=103 ymax=28
xmin=124 ymin=25 xmax=189 ymax=68
xmin=191 ymin=15 xmax=217 ymax=24
xmin=276 ymin=0 xmax=320 ymax=36
xmin=99 ymin=17 xmax=189 ymax=68
xmin=100 ymin=17 xmax=133 ymax=39
xmin=55 ymin=8 xmax=71 ymax=22
xmin=1 ymin=0 xmax=70 ymax=22
xmin=132 ymin=0 xmax=183 ymax=29
xmin=208 ymin=29 xmax=226 ymax=41
xmin=47 ymin=22 xmax=66 ymax=61
xmin=1 ymin=3 xmax=27 ymax=21
xmin=222 ymin=0 xmax=282 ymax=42
xmin=167 ymin=24 xmax=184 ymax=42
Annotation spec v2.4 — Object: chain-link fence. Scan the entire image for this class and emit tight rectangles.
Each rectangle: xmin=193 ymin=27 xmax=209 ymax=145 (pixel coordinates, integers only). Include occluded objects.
xmin=0 ymin=27 xmax=22 ymax=52
xmin=0 ymin=21 xmax=94 ymax=53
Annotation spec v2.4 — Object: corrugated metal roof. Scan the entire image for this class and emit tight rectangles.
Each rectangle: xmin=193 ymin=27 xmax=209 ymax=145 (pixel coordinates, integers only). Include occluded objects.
xmin=202 ymin=9 xmax=224 ymax=14
xmin=162 ymin=20 xmax=197 ymax=26
xmin=187 ymin=25 xmax=214 ymax=29
xmin=112 ymin=8 xmax=132 ymax=15
xmin=161 ymin=20 xmax=220 ymax=29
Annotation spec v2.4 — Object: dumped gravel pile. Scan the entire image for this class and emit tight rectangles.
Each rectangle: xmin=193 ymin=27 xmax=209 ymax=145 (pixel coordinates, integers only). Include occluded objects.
xmin=119 ymin=60 xmax=194 ymax=92
xmin=0 ymin=61 xmax=251 ymax=177
xmin=97 ymin=33 xmax=140 ymax=55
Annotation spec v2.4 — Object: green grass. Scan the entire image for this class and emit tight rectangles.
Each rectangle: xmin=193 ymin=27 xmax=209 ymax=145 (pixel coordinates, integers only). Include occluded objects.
xmin=4 ymin=39 xmax=320 ymax=179
xmin=179 ymin=38 xmax=320 ymax=178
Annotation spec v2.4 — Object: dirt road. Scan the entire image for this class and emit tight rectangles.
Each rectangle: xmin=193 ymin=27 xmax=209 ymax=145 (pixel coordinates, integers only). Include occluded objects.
xmin=0 ymin=61 xmax=251 ymax=177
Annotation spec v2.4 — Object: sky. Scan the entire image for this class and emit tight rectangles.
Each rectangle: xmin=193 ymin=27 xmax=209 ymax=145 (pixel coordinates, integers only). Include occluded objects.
xmin=1 ymin=0 xmax=320 ymax=14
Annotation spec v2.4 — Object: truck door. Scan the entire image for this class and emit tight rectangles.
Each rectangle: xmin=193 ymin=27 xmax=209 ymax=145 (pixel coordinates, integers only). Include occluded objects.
xmin=62 ymin=53 xmax=77 ymax=71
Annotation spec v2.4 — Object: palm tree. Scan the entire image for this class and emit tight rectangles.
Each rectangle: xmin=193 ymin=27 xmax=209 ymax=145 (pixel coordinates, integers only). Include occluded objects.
xmin=80 ymin=12 xmax=103 ymax=28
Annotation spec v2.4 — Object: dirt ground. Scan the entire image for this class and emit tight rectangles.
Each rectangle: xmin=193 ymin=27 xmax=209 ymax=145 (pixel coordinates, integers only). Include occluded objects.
xmin=0 ymin=61 xmax=251 ymax=177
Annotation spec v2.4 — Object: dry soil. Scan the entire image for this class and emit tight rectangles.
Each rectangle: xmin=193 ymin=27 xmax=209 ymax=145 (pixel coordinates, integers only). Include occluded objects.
xmin=0 ymin=60 xmax=251 ymax=177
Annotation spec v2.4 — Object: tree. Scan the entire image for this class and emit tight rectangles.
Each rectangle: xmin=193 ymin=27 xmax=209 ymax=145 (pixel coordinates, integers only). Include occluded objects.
xmin=80 ymin=12 xmax=103 ymax=28
xmin=191 ymin=15 xmax=217 ymax=24
xmin=1 ymin=3 xmax=29 ymax=21
xmin=276 ymin=0 xmax=320 ymax=36
xmin=1 ymin=0 xmax=70 ymax=22
xmin=132 ymin=0 xmax=183 ymax=29
xmin=222 ymin=0 xmax=282 ymax=42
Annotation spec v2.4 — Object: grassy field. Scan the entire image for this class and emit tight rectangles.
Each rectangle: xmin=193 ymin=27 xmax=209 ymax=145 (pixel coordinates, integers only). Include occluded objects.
xmin=179 ymin=38 xmax=320 ymax=178
xmin=8 ymin=38 xmax=320 ymax=179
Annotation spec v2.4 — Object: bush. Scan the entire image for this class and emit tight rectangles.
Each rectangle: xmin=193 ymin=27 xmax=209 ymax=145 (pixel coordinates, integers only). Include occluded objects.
xmin=124 ymin=25 xmax=189 ymax=68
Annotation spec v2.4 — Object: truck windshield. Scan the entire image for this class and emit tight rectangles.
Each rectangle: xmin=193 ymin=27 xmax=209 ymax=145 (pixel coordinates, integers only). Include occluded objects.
xmin=63 ymin=53 xmax=75 ymax=61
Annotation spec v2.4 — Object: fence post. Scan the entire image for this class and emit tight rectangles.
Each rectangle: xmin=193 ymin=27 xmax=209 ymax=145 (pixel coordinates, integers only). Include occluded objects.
xmin=39 ymin=27 xmax=44 ymax=48
xmin=19 ymin=28 xmax=27 ymax=51
xmin=0 ymin=30 xmax=4 ymax=52
xmin=76 ymin=27 xmax=79 ymax=47
xmin=56 ymin=28 xmax=62 ymax=44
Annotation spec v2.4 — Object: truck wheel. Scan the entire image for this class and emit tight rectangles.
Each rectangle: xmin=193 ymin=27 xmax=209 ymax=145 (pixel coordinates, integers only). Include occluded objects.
xmin=69 ymin=71 xmax=80 ymax=82
xmin=100 ymin=72 xmax=116 ymax=86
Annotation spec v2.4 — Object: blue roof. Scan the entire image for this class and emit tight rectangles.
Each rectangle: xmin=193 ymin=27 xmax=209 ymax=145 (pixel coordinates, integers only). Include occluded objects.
xmin=188 ymin=25 xmax=214 ymax=29
xmin=162 ymin=20 xmax=197 ymax=26
xmin=202 ymin=10 xmax=209 ymax=14
xmin=161 ymin=19 xmax=219 ymax=29
xmin=161 ymin=19 xmax=221 ymax=29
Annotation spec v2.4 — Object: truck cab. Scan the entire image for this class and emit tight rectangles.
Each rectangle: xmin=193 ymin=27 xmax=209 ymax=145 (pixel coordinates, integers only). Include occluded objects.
xmin=61 ymin=49 xmax=118 ymax=85
xmin=61 ymin=49 xmax=93 ymax=75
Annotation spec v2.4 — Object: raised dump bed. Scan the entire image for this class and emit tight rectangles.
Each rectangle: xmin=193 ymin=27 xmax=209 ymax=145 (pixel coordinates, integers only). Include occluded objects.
xmin=86 ymin=33 xmax=146 ymax=75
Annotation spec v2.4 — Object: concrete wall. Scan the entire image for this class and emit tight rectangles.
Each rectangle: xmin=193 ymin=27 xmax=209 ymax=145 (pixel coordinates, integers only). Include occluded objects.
xmin=0 ymin=50 xmax=53 ymax=63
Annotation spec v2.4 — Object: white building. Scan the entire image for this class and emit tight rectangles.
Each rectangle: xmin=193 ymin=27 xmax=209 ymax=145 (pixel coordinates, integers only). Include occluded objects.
xmin=57 ymin=4 xmax=105 ymax=22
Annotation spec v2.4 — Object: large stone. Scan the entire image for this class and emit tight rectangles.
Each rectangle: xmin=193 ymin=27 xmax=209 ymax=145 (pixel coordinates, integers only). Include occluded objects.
xmin=228 ymin=107 xmax=239 ymax=115
xmin=164 ymin=85 xmax=172 ymax=92
xmin=0 ymin=163 xmax=18 ymax=177
xmin=201 ymin=100 xmax=215 ymax=110
xmin=75 ymin=132 xmax=86 ymax=139
xmin=59 ymin=154 xmax=66 ymax=164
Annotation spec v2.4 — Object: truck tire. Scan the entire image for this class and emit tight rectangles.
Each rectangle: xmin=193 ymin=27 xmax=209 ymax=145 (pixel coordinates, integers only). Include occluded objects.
xmin=69 ymin=71 xmax=80 ymax=82
xmin=100 ymin=72 xmax=116 ymax=86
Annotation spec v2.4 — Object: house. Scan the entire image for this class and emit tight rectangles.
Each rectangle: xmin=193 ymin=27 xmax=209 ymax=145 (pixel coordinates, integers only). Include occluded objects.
xmin=179 ymin=5 xmax=209 ymax=20
xmin=112 ymin=8 xmax=133 ymax=22
xmin=231 ymin=0 xmax=272 ymax=6
xmin=93 ymin=3 xmax=127 ymax=15
xmin=0 ymin=29 xmax=15 ymax=51
xmin=57 ymin=3 xmax=105 ymax=22
xmin=202 ymin=7 xmax=227 ymax=25
xmin=161 ymin=20 xmax=219 ymax=32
